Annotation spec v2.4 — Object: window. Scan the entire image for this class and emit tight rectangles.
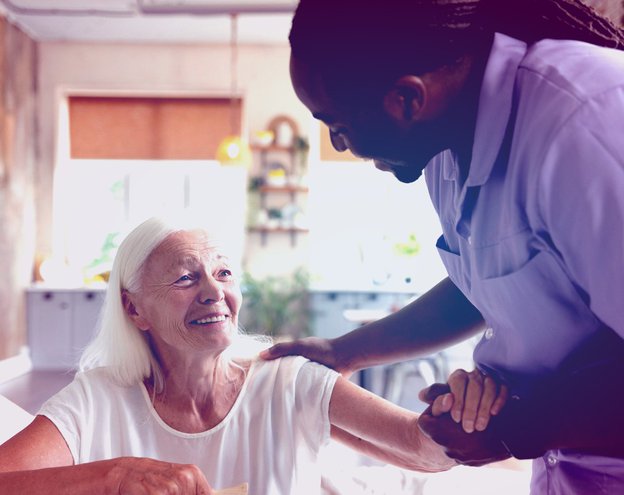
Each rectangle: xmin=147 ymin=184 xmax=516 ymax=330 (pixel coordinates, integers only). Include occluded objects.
xmin=305 ymin=120 xmax=446 ymax=294
xmin=53 ymin=96 xmax=246 ymax=284
xmin=307 ymin=161 xmax=446 ymax=294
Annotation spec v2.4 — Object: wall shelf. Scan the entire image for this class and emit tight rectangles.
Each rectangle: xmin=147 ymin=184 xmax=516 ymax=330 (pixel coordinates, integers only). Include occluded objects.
xmin=249 ymin=116 xmax=309 ymax=248
xmin=251 ymin=144 xmax=296 ymax=153
xmin=258 ymin=185 xmax=308 ymax=193
xmin=248 ymin=226 xmax=309 ymax=247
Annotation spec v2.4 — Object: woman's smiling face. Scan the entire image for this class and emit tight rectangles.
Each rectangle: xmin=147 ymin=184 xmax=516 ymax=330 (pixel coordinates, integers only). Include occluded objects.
xmin=128 ymin=229 xmax=242 ymax=357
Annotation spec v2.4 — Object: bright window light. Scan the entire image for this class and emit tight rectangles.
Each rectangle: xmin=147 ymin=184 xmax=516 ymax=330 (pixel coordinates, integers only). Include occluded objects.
xmin=53 ymin=159 xmax=247 ymax=285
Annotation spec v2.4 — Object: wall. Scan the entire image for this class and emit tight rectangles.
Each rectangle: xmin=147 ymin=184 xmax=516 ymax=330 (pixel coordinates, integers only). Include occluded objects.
xmin=36 ymin=41 xmax=312 ymax=276
xmin=32 ymin=1 xmax=624 ymax=296
xmin=0 ymin=15 xmax=37 ymax=360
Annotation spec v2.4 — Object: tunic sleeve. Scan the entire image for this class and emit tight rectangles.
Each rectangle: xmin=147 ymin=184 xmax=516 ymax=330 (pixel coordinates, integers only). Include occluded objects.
xmin=536 ymin=86 xmax=624 ymax=337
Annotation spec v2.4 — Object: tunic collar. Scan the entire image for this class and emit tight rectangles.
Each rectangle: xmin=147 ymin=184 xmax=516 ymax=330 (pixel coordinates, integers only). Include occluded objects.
xmin=465 ymin=33 xmax=527 ymax=187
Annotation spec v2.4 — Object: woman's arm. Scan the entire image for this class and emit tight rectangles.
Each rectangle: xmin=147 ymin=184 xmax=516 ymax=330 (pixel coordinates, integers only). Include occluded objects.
xmin=328 ymin=376 xmax=456 ymax=472
xmin=264 ymin=277 xmax=485 ymax=374
xmin=0 ymin=415 xmax=74 ymax=472
xmin=0 ymin=416 xmax=214 ymax=494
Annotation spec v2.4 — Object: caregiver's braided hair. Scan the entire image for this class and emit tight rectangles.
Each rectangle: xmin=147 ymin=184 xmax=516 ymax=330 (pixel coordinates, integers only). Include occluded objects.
xmin=485 ymin=0 xmax=624 ymax=48
xmin=290 ymin=0 xmax=624 ymax=99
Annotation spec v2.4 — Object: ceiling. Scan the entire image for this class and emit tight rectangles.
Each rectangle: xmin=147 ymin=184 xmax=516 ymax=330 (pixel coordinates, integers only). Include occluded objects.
xmin=0 ymin=0 xmax=297 ymax=44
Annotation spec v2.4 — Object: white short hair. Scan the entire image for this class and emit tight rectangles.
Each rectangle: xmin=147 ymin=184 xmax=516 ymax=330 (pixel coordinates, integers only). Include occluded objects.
xmin=79 ymin=216 xmax=270 ymax=390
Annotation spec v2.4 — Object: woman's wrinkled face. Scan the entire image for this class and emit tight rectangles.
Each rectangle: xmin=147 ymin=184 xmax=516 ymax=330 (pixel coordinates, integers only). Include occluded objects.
xmin=290 ymin=55 xmax=441 ymax=184
xmin=130 ymin=230 xmax=241 ymax=356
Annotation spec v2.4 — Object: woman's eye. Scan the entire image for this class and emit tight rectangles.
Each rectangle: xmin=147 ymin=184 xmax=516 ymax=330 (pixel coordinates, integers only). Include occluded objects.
xmin=176 ymin=274 xmax=194 ymax=283
xmin=219 ymin=269 xmax=233 ymax=278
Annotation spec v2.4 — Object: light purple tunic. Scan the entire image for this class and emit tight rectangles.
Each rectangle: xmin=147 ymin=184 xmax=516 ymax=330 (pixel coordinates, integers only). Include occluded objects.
xmin=425 ymin=33 xmax=624 ymax=494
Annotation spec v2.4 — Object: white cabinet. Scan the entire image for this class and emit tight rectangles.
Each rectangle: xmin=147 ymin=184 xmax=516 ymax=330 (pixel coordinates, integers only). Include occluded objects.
xmin=27 ymin=288 xmax=105 ymax=370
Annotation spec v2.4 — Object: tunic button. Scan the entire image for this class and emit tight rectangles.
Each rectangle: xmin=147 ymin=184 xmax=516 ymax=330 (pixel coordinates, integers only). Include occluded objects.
xmin=484 ymin=327 xmax=494 ymax=340
xmin=547 ymin=454 xmax=558 ymax=467
xmin=467 ymin=235 xmax=472 ymax=245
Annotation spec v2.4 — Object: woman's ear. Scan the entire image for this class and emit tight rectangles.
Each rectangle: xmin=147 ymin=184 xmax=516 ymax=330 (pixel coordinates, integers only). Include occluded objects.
xmin=383 ymin=75 xmax=427 ymax=125
xmin=122 ymin=289 xmax=149 ymax=331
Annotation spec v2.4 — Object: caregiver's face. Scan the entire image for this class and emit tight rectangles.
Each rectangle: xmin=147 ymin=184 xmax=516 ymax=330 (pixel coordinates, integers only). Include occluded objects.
xmin=290 ymin=55 xmax=440 ymax=183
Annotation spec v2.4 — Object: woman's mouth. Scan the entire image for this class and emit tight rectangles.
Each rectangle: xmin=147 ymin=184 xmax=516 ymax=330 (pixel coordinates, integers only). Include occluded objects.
xmin=190 ymin=315 xmax=228 ymax=325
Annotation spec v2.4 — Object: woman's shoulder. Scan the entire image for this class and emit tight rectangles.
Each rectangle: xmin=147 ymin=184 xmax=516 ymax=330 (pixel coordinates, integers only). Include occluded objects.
xmin=249 ymin=355 xmax=309 ymax=378
xmin=247 ymin=356 xmax=339 ymax=392
xmin=60 ymin=367 xmax=140 ymax=402
xmin=38 ymin=367 xmax=129 ymax=418
xmin=73 ymin=366 xmax=123 ymax=386
xmin=240 ymin=357 xmax=338 ymax=418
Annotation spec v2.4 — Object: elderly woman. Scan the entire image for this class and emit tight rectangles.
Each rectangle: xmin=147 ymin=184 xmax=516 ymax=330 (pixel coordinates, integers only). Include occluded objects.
xmin=0 ymin=216 xmax=497 ymax=494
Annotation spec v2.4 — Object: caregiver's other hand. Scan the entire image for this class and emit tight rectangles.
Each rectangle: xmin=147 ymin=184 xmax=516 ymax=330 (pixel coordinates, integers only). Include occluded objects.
xmin=111 ymin=457 xmax=215 ymax=494
xmin=260 ymin=337 xmax=353 ymax=376
xmin=419 ymin=368 xmax=508 ymax=433
xmin=418 ymin=408 xmax=510 ymax=467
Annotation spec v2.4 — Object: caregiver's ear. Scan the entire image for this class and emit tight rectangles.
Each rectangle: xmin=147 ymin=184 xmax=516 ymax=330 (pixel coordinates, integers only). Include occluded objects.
xmin=383 ymin=75 xmax=427 ymax=124
xmin=122 ymin=289 xmax=149 ymax=330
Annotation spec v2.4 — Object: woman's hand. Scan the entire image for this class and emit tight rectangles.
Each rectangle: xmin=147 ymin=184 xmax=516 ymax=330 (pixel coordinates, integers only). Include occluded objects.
xmin=419 ymin=368 xmax=508 ymax=433
xmin=110 ymin=457 xmax=215 ymax=494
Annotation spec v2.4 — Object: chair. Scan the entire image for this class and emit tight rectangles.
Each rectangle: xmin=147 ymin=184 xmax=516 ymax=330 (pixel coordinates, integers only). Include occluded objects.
xmin=382 ymin=353 xmax=449 ymax=406
xmin=0 ymin=394 xmax=34 ymax=444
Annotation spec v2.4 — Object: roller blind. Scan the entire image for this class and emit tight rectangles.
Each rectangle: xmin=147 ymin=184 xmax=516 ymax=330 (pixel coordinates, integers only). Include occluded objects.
xmin=68 ymin=96 xmax=242 ymax=160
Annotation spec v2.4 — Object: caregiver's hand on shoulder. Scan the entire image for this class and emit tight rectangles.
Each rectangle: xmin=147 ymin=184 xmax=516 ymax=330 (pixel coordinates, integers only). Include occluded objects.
xmin=419 ymin=368 xmax=508 ymax=433
xmin=110 ymin=457 xmax=215 ymax=494
xmin=260 ymin=337 xmax=353 ymax=376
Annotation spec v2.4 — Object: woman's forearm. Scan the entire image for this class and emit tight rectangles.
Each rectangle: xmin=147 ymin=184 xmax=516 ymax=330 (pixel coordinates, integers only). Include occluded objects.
xmin=334 ymin=277 xmax=485 ymax=372
xmin=0 ymin=456 xmax=213 ymax=494
xmin=331 ymin=423 xmax=454 ymax=473
xmin=0 ymin=460 xmax=117 ymax=495
xmin=329 ymin=376 xmax=455 ymax=472
xmin=0 ymin=417 xmax=213 ymax=493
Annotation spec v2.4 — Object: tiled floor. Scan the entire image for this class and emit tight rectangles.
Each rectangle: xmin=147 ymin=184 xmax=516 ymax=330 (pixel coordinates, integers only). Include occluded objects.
xmin=0 ymin=369 xmax=75 ymax=415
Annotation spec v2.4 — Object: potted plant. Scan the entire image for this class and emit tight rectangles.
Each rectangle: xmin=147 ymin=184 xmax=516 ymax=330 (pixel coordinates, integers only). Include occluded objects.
xmin=240 ymin=268 xmax=311 ymax=339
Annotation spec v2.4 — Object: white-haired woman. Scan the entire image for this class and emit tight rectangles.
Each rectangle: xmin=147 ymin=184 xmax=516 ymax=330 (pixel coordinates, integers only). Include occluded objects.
xmin=0 ymin=217 xmax=500 ymax=494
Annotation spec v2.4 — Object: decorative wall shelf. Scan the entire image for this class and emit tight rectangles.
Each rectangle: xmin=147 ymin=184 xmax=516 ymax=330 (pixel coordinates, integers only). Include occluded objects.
xmin=248 ymin=115 xmax=309 ymax=248
xmin=248 ymin=226 xmax=309 ymax=247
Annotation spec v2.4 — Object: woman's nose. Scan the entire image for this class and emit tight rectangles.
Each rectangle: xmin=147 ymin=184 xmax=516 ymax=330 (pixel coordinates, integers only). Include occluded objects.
xmin=198 ymin=276 xmax=224 ymax=304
